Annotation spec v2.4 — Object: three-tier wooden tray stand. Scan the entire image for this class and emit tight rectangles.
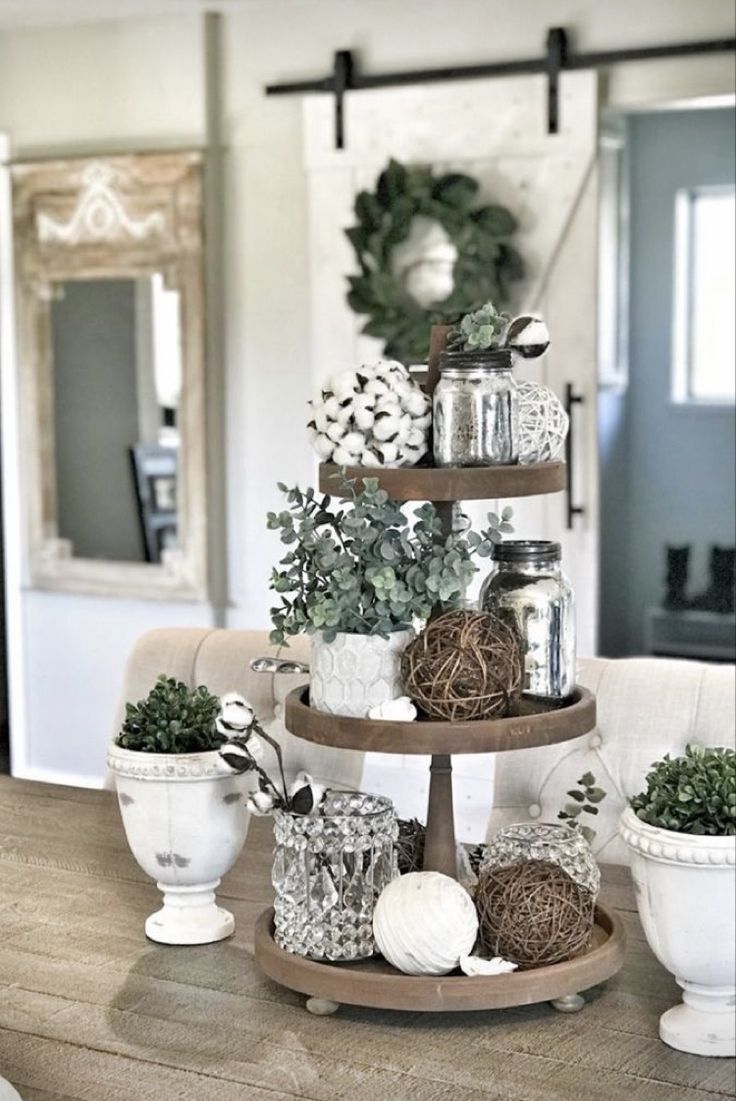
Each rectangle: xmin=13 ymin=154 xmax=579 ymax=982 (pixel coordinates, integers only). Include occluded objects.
xmin=255 ymin=328 xmax=624 ymax=1015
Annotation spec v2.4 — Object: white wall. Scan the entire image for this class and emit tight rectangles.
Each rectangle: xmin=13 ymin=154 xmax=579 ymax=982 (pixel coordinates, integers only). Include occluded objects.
xmin=1 ymin=0 xmax=734 ymax=783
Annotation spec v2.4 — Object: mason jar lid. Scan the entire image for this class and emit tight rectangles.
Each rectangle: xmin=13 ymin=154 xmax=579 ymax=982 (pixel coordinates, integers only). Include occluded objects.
xmin=440 ymin=348 xmax=513 ymax=372
xmin=492 ymin=540 xmax=561 ymax=564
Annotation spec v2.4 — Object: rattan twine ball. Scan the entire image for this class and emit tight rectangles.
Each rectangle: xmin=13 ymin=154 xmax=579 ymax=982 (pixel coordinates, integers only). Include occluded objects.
xmin=476 ymin=860 xmax=595 ymax=969
xmin=401 ymin=610 xmax=522 ymax=722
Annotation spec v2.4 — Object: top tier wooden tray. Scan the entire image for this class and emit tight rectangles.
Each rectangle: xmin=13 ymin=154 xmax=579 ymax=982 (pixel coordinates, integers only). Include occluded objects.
xmin=319 ymin=461 xmax=565 ymax=501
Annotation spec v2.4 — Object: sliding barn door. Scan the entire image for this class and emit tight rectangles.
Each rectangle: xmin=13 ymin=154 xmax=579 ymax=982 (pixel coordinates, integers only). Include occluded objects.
xmin=304 ymin=74 xmax=600 ymax=837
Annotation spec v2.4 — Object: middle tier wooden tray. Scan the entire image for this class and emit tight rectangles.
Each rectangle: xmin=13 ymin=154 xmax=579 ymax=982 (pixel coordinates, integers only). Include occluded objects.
xmin=319 ymin=460 xmax=565 ymax=501
xmin=285 ymin=685 xmax=596 ymax=755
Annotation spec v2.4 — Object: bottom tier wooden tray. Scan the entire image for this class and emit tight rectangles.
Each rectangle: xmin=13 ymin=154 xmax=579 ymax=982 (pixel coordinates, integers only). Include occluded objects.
xmin=254 ymin=905 xmax=625 ymax=1014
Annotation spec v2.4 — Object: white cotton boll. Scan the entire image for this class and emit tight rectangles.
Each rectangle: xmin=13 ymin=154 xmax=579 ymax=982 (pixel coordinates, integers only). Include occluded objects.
xmin=357 ymin=363 xmax=377 ymax=380
xmin=459 ymin=955 xmax=518 ymax=977
xmin=368 ymin=696 xmax=417 ymax=721
xmin=394 ymin=419 xmax=411 ymax=446
xmin=402 ymin=389 xmax=429 ymax=416
xmin=330 ymin=370 xmax=359 ymax=401
xmin=332 ymin=445 xmax=359 ymax=466
xmin=377 ymin=441 xmax=399 ymax=465
xmin=323 ymin=396 xmax=341 ymax=419
xmin=307 ymin=425 xmax=318 ymax=444
xmin=326 ymin=421 xmax=346 ymax=442
xmin=365 ymin=378 xmax=389 ymax=396
xmin=313 ymin=434 xmax=335 ymax=460
xmin=360 ymin=449 xmax=381 ymax=467
xmin=375 ymin=392 xmax=401 ymax=414
xmin=413 ymin=412 xmax=432 ymax=430
xmin=342 ymin=431 xmax=366 ymax=453
xmin=353 ymin=392 xmax=376 ymax=412
xmin=354 ymin=407 xmax=375 ymax=431
xmin=313 ymin=406 xmax=329 ymax=432
xmin=407 ymin=427 xmax=426 ymax=449
xmin=335 ymin=402 xmax=354 ymax=426
xmin=373 ymin=414 xmax=400 ymax=441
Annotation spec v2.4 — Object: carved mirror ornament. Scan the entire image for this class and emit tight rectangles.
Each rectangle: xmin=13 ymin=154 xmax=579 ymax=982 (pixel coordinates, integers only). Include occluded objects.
xmin=12 ymin=152 xmax=207 ymax=601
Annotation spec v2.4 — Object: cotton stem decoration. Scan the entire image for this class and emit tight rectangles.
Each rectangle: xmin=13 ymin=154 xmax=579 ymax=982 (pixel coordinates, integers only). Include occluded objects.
xmin=218 ymin=694 xmax=325 ymax=817
xmin=307 ymin=360 xmax=431 ymax=468
xmin=516 ymin=380 xmax=569 ymax=463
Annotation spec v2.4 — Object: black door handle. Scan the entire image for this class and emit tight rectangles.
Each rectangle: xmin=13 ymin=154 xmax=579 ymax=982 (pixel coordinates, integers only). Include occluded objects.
xmin=564 ymin=383 xmax=585 ymax=530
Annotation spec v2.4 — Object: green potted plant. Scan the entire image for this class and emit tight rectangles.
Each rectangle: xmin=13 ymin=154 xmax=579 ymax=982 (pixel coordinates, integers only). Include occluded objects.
xmin=619 ymin=745 xmax=736 ymax=1056
xmin=107 ymin=676 xmax=255 ymax=946
xmin=268 ymin=477 xmax=511 ymax=717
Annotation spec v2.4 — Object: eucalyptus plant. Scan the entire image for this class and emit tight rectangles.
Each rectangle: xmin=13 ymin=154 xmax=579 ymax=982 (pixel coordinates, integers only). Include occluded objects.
xmin=558 ymin=771 xmax=607 ymax=844
xmin=116 ymin=675 xmax=223 ymax=754
xmin=268 ymin=478 xmax=512 ymax=645
xmin=630 ymin=745 xmax=735 ymax=836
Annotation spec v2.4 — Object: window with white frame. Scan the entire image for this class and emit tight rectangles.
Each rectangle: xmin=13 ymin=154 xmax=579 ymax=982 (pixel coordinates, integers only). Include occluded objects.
xmin=672 ymin=186 xmax=735 ymax=404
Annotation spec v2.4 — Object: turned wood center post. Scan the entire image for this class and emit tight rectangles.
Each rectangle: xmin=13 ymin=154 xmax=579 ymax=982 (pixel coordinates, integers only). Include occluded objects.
xmin=422 ymin=496 xmax=459 ymax=878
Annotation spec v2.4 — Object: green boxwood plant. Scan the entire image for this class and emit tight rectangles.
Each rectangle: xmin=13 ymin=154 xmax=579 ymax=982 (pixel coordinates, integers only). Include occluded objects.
xmin=268 ymin=477 xmax=512 ymax=645
xmin=630 ymin=745 xmax=735 ymax=836
xmin=116 ymin=675 xmax=224 ymax=754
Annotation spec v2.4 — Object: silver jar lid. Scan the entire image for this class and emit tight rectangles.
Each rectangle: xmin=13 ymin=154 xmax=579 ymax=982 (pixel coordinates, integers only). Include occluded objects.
xmin=439 ymin=348 xmax=513 ymax=372
xmin=492 ymin=540 xmax=561 ymax=564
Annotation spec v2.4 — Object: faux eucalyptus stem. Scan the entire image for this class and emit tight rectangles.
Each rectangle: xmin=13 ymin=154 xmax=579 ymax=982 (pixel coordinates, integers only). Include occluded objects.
xmin=268 ymin=478 xmax=512 ymax=645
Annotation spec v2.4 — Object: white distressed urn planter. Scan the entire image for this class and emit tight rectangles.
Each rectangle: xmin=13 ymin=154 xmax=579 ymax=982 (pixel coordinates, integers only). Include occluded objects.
xmin=107 ymin=743 xmax=251 ymax=945
xmin=620 ymin=806 xmax=736 ymax=1057
xmin=309 ymin=628 xmax=414 ymax=718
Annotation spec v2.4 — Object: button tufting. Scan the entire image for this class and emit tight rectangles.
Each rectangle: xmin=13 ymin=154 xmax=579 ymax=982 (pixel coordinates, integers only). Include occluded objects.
xmin=528 ymin=803 xmax=542 ymax=818
xmin=590 ymin=732 xmax=602 ymax=748
xmin=274 ymin=703 xmax=284 ymax=720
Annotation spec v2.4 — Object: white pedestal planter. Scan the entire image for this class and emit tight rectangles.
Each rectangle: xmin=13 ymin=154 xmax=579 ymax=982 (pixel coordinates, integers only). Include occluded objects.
xmin=107 ymin=744 xmax=251 ymax=945
xmin=310 ymin=628 xmax=414 ymax=717
xmin=0 ymin=1077 xmax=21 ymax=1101
xmin=620 ymin=806 xmax=736 ymax=1057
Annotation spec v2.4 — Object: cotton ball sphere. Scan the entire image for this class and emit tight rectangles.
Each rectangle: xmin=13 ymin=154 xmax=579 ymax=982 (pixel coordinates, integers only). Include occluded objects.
xmin=517 ymin=380 xmax=569 ymax=463
xmin=373 ymin=872 xmax=479 ymax=976
xmin=307 ymin=361 xmax=431 ymax=468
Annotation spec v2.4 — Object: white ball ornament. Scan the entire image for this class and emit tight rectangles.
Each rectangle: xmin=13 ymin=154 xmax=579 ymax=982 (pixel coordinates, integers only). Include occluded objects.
xmin=372 ymin=871 xmax=479 ymax=976
xmin=516 ymin=380 xmax=569 ymax=463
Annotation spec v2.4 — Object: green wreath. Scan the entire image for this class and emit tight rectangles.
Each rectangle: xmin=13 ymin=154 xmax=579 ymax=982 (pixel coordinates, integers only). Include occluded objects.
xmin=345 ymin=158 xmax=524 ymax=365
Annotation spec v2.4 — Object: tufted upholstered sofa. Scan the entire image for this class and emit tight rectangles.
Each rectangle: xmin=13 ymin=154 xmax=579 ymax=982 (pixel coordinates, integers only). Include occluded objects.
xmin=117 ymin=629 xmax=736 ymax=865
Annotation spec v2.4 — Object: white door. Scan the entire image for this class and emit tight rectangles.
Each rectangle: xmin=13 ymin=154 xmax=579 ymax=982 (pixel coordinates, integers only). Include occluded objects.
xmin=303 ymin=74 xmax=600 ymax=836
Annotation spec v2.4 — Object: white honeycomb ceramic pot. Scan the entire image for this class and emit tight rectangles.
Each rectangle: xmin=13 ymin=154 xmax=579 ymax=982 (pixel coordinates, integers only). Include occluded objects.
xmin=309 ymin=628 xmax=415 ymax=718
xmin=620 ymin=806 xmax=736 ymax=1057
xmin=108 ymin=743 xmax=252 ymax=945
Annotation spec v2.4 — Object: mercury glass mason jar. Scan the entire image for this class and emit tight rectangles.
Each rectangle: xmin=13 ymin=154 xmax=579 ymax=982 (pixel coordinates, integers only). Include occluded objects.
xmin=433 ymin=348 xmax=519 ymax=467
xmin=480 ymin=540 xmax=576 ymax=700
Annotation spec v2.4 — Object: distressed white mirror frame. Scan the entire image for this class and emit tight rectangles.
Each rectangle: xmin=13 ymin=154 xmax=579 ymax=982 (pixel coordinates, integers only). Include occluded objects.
xmin=11 ymin=151 xmax=207 ymax=601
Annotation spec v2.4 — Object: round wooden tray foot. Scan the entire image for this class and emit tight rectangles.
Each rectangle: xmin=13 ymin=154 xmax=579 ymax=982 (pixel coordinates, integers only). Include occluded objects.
xmin=550 ymin=993 xmax=585 ymax=1013
xmin=306 ymin=997 xmax=340 ymax=1016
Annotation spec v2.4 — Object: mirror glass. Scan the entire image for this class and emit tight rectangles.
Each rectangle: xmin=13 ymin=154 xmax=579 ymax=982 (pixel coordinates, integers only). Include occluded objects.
xmin=49 ymin=273 xmax=182 ymax=564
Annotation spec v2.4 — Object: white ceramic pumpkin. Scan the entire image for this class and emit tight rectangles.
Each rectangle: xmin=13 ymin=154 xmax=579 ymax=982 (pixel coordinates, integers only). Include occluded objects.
xmin=372 ymin=871 xmax=479 ymax=975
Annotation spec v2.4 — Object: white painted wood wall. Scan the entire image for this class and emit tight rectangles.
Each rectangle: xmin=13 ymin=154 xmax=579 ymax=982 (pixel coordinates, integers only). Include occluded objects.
xmin=303 ymin=73 xmax=600 ymax=836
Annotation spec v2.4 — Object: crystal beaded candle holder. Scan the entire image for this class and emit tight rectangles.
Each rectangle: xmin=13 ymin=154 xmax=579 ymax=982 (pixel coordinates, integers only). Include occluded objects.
xmin=481 ymin=822 xmax=600 ymax=898
xmin=271 ymin=791 xmax=398 ymax=961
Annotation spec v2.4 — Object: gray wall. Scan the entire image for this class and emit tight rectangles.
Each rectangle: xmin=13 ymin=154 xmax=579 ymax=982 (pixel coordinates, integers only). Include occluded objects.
xmin=599 ymin=107 xmax=736 ymax=656
xmin=52 ymin=278 xmax=144 ymax=562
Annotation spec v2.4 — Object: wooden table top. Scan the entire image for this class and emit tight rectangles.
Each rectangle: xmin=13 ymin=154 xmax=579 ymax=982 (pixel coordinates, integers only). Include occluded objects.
xmin=0 ymin=776 xmax=733 ymax=1101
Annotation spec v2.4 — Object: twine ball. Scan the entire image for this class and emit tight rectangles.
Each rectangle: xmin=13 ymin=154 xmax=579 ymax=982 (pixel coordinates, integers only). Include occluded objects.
xmin=401 ymin=610 xmax=522 ymax=722
xmin=517 ymin=381 xmax=569 ymax=464
xmin=476 ymin=860 xmax=595 ymax=969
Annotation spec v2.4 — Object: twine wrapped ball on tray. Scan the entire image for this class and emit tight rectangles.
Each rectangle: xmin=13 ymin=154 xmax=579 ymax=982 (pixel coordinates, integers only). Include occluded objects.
xmin=476 ymin=859 xmax=595 ymax=969
xmin=517 ymin=380 xmax=569 ymax=464
xmin=401 ymin=610 xmax=522 ymax=722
